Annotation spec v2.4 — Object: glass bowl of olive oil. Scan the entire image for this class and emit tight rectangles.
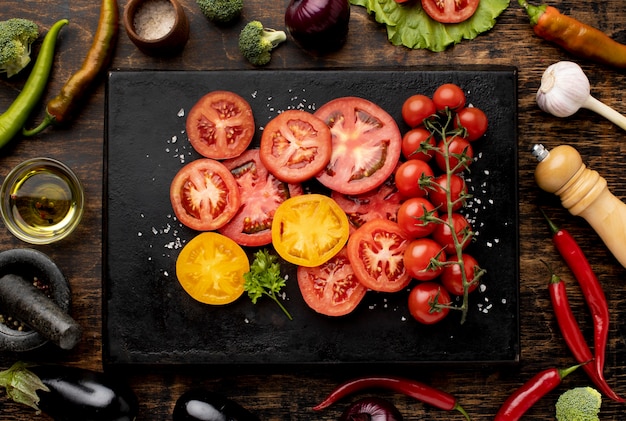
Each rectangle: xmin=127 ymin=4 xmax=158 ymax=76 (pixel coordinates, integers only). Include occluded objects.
xmin=1 ymin=158 xmax=84 ymax=244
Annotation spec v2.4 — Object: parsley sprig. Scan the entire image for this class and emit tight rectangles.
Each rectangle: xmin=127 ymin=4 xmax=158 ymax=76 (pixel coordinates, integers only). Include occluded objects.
xmin=244 ymin=249 xmax=293 ymax=320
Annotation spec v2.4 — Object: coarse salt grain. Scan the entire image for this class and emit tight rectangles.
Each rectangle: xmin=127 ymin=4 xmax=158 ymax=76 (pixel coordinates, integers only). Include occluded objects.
xmin=134 ymin=0 xmax=176 ymax=40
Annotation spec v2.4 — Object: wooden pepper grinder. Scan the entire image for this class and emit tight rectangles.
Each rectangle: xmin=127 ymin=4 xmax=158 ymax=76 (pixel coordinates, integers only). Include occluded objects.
xmin=532 ymin=143 xmax=626 ymax=268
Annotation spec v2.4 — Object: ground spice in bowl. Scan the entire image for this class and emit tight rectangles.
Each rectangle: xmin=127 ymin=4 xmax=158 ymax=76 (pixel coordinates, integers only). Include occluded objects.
xmin=133 ymin=0 xmax=176 ymax=40
xmin=124 ymin=0 xmax=189 ymax=55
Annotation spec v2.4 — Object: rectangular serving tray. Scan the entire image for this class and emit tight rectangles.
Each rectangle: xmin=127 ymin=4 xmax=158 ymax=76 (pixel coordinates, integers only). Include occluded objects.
xmin=104 ymin=68 xmax=519 ymax=369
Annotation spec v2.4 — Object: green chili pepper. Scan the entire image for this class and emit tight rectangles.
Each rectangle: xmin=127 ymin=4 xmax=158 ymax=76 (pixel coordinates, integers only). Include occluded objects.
xmin=0 ymin=19 xmax=68 ymax=149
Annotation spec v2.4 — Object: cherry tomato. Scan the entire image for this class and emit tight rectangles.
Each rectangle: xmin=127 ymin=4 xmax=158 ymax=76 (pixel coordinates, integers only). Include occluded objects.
xmin=397 ymin=197 xmax=438 ymax=238
xmin=441 ymin=253 xmax=481 ymax=296
xmin=432 ymin=83 xmax=466 ymax=112
xmin=408 ymin=282 xmax=451 ymax=324
xmin=435 ymin=136 xmax=474 ymax=173
xmin=454 ymin=106 xmax=488 ymax=141
xmin=394 ymin=159 xmax=434 ymax=198
xmin=404 ymin=238 xmax=446 ymax=281
xmin=401 ymin=94 xmax=436 ymax=128
xmin=219 ymin=149 xmax=303 ymax=247
xmin=331 ymin=176 xmax=403 ymax=233
xmin=186 ymin=91 xmax=255 ymax=159
xmin=401 ymin=127 xmax=436 ymax=162
xmin=272 ymin=194 xmax=349 ymax=267
xmin=428 ymin=174 xmax=467 ymax=212
xmin=347 ymin=219 xmax=411 ymax=293
xmin=421 ymin=0 xmax=480 ymax=24
xmin=432 ymin=212 xmax=473 ymax=253
xmin=259 ymin=110 xmax=332 ymax=183
xmin=175 ymin=232 xmax=250 ymax=305
xmin=297 ymin=248 xmax=368 ymax=317
xmin=170 ymin=158 xmax=241 ymax=231
xmin=314 ymin=97 xmax=402 ymax=195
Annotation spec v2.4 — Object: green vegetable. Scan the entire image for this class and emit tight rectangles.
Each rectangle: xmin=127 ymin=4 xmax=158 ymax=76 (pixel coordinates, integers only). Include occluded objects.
xmin=238 ymin=21 xmax=286 ymax=66
xmin=0 ymin=18 xmax=39 ymax=78
xmin=243 ymin=249 xmax=292 ymax=320
xmin=555 ymin=386 xmax=602 ymax=421
xmin=0 ymin=19 xmax=67 ymax=149
xmin=196 ymin=0 xmax=243 ymax=24
xmin=349 ymin=0 xmax=510 ymax=52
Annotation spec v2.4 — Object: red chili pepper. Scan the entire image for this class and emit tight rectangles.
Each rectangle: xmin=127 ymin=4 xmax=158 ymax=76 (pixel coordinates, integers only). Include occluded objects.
xmin=519 ymin=0 xmax=626 ymax=68
xmin=494 ymin=364 xmax=579 ymax=421
xmin=541 ymin=211 xmax=622 ymax=401
xmin=548 ymin=270 xmax=624 ymax=402
xmin=312 ymin=375 xmax=470 ymax=420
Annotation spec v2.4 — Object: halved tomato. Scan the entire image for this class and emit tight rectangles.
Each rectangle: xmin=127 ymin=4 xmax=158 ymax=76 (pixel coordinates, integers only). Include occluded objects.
xmin=347 ymin=218 xmax=411 ymax=293
xmin=260 ymin=110 xmax=332 ymax=183
xmin=176 ymin=232 xmax=250 ymax=305
xmin=297 ymin=248 xmax=368 ymax=316
xmin=219 ymin=149 xmax=303 ymax=247
xmin=421 ymin=0 xmax=480 ymax=24
xmin=314 ymin=97 xmax=402 ymax=195
xmin=272 ymin=194 xmax=350 ymax=267
xmin=170 ymin=158 xmax=241 ymax=231
xmin=186 ymin=91 xmax=255 ymax=159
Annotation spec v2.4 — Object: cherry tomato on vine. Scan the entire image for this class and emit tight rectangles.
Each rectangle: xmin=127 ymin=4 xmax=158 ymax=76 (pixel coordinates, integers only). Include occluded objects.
xmin=432 ymin=83 xmax=466 ymax=112
xmin=432 ymin=212 xmax=473 ymax=253
xmin=394 ymin=159 xmax=434 ymax=198
xmin=401 ymin=127 xmax=436 ymax=162
xmin=441 ymin=253 xmax=481 ymax=296
xmin=435 ymin=136 xmax=474 ymax=173
xmin=428 ymin=174 xmax=467 ymax=212
xmin=421 ymin=0 xmax=480 ymax=24
xmin=404 ymin=238 xmax=446 ymax=281
xmin=401 ymin=94 xmax=436 ymax=128
xmin=408 ymin=282 xmax=451 ymax=324
xmin=397 ymin=197 xmax=438 ymax=238
xmin=454 ymin=106 xmax=488 ymax=141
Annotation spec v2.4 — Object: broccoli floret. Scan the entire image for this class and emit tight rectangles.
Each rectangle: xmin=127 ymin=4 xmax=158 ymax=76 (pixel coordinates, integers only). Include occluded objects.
xmin=0 ymin=18 xmax=39 ymax=78
xmin=196 ymin=0 xmax=243 ymax=24
xmin=238 ymin=21 xmax=286 ymax=66
xmin=555 ymin=386 xmax=602 ymax=421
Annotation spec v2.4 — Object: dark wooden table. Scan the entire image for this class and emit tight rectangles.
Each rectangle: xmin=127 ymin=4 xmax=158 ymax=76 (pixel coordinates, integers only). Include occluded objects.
xmin=2 ymin=0 xmax=626 ymax=419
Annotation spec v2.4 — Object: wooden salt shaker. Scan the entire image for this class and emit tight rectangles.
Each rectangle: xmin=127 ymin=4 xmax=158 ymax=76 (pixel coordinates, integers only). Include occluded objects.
xmin=532 ymin=143 xmax=626 ymax=268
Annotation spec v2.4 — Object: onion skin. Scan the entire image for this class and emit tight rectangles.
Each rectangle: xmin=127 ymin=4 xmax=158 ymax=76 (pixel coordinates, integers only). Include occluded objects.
xmin=285 ymin=0 xmax=350 ymax=53
xmin=339 ymin=397 xmax=404 ymax=421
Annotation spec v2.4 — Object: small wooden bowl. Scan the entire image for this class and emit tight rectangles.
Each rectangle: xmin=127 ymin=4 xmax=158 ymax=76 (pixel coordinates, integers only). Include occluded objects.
xmin=123 ymin=0 xmax=189 ymax=56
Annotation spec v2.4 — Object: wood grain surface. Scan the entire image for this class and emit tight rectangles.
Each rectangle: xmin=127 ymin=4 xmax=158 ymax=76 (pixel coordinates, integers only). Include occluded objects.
xmin=1 ymin=0 xmax=626 ymax=419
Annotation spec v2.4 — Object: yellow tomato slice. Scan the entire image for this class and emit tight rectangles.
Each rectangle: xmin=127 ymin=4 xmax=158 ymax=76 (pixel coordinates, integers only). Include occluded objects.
xmin=271 ymin=194 xmax=349 ymax=267
xmin=175 ymin=232 xmax=250 ymax=305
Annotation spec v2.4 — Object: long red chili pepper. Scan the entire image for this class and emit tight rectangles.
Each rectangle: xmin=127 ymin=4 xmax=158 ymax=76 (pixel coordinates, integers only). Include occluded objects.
xmin=494 ymin=364 xmax=579 ymax=421
xmin=548 ymin=270 xmax=624 ymax=402
xmin=312 ymin=375 xmax=470 ymax=420
xmin=519 ymin=0 xmax=626 ymax=68
xmin=23 ymin=0 xmax=118 ymax=135
xmin=541 ymin=211 xmax=618 ymax=400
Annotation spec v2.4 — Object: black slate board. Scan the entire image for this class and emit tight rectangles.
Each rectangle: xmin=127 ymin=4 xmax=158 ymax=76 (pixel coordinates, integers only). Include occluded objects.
xmin=104 ymin=68 xmax=519 ymax=369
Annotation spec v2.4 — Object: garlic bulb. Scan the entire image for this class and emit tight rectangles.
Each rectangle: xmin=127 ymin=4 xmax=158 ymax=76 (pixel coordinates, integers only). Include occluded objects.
xmin=536 ymin=61 xmax=590 ymax=118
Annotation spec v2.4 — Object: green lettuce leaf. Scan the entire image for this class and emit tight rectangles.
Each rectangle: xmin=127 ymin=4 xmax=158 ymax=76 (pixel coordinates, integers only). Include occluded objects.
xmin=349 ymin=0 xmax=510 ymax=52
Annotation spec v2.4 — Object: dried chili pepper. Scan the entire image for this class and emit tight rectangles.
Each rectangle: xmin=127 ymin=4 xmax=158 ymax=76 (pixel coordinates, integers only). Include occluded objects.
xmin=312 ymin=375 xmax=470 ymax=420
xmin=0 ymin=19 xmax=67 ymax=149
xmin=23 ymin=0 xmax=118 ymax=135
xmin=494 ymin=364 xmax=580 ymax=421
xmin=541 ymin=211 xmax=618 ymax=400
xmin=548 ymin=270 xmax=624 ymax=402
xmin=519 ymin=0 xmax=626 ymax=68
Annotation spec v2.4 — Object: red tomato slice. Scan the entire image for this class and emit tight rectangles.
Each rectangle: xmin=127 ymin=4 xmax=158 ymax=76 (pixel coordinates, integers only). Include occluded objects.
xmin=186 ymin=91 xmax=255 ymax=159
xmin=421 ymin=0 xmax=480 ymax=24
xmin=347 ymin=219 xmax=411 ymax=293
xmin=331 ymin=176 xmax=403 ymax=234
xmin=314 ymin=97 xmax=402 ymax=195
xmin=297 ymin=248 xmax=368 ymax=317
xmin=219 ymin=149 xmax=303 ymax=247
xmin=260 ymin=110 xmax=332 ymax=183
xmin=170 ymin=158 xmax=241 ymax=231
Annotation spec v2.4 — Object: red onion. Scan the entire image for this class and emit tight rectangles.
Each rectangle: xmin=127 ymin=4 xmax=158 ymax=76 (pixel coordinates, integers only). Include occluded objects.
xmin=339 ymin=397 xmax=404 ymax=421
xmin=284 ymin=0 xmax=350 ymax=53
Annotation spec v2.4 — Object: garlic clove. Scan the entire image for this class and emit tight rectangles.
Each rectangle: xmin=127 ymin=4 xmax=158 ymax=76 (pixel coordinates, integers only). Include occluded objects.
xmin=536 ymin=61 xmax=590 ymax=118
